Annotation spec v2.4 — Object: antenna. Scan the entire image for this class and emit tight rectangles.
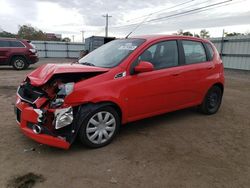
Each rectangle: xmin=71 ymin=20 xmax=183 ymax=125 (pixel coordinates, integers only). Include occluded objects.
xmin=125 ymin=16 xmax=149 ymax=38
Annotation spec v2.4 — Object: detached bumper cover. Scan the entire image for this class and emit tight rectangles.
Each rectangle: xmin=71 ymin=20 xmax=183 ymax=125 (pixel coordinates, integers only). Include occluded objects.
xmin=15 ymin=98 xmax=70 ymax=149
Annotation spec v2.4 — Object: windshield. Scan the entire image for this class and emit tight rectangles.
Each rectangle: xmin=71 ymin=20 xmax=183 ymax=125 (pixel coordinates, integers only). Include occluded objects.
xmin=79 ymin=38 xmax=145 ymax=68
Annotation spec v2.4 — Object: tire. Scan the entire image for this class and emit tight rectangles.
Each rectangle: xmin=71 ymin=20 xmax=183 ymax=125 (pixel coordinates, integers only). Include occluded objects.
xmin=199 ymin=85 xmax=223 ymax=115
xmin=77 ymin=105 xmax=120 ymax=148
xmin=11 ymin=56 xmax=29 ymax=70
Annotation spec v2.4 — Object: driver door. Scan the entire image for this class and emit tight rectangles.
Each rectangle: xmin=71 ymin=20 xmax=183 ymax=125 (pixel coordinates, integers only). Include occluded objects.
xmin=125 ymin=40 xmax=186 ymax=121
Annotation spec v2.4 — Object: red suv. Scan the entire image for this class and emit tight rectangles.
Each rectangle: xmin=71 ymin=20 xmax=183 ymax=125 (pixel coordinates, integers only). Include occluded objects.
xmin=0 ymin=38 xmax=38 ymax=70
xmin=15 ymin=35 xmax=224 ymax=149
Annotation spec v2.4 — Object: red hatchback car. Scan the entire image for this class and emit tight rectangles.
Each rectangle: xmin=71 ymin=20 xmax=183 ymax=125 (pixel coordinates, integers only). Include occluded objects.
xmin=0 ymin=38 xmax=38 ymax=70
xmin=15 ymin=35 xmax=224 ymax=149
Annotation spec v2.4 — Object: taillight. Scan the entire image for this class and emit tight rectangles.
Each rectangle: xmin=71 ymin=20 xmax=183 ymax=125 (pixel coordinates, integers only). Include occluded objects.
xmin=29 ymin=48 xmax=37 ymax=53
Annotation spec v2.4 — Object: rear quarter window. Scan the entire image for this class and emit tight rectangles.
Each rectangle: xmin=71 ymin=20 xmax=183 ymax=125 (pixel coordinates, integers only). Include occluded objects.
xmin=182 ymin=40 xmax=207 ymax=64
xmin=204 ymin=43 xmax=214 ymax=61
xmin=0 ymin=40 xmax=10 ymax=47
xmin=10 ymin=41 xmax=25 ymax=47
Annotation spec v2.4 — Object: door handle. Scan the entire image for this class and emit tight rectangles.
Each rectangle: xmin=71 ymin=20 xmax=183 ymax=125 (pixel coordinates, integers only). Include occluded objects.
xmin=171 ymin=72 xmax=181 ymax=76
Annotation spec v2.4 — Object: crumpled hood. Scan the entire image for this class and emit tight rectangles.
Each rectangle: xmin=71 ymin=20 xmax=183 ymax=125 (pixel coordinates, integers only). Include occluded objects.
xmin=27 ymin=63 xmax=110 ymax=86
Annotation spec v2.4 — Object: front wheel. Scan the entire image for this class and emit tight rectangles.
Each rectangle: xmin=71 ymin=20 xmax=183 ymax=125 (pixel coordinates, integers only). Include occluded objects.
xmin=78 ymin=106 xmax=120 ymax=148
xmin=199 ymin=86 xmax=223 ymax=115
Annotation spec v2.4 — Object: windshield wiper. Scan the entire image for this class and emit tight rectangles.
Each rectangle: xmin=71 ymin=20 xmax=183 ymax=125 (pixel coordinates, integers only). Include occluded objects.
xmin=80 ymin=62 xmax=95 ymax=66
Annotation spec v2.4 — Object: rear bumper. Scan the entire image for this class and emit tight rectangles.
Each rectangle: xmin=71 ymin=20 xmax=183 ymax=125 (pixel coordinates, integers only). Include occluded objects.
xmin=15 ymin=99 xmax=70 ymax=149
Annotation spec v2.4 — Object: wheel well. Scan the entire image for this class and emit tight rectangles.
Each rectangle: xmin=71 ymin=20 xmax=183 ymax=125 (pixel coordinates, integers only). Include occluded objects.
xmin=100 ymin=102 xmax=122 ymax=120
xmin=213 ymin=83 xmax=224 ymax=94
xmin=9 ymin=55 xmax=27 ymax=65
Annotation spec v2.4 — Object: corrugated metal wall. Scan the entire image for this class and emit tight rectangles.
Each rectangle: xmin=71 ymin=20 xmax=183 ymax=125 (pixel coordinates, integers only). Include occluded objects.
xmin=32 ymin=41 xmax=85 ymax=58
xmin=210 ymin=35 xmax=250 ymax=70
xmin=32 ymin=36 xmax=250 ymax=70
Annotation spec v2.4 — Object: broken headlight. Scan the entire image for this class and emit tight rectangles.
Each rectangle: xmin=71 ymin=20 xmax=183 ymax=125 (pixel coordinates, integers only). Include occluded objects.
xmin=50 ymin=83 xmax=74 ymax=108
xmin=54 ymin=107 xmax=73 ymax=129
xmin=57 ymin=82 xmax=74 ymax=96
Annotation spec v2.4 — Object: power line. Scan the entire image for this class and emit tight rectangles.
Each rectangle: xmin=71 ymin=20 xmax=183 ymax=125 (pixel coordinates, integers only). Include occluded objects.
xmin=126 ymin=0 xmax=194 ymax=22
xmin=148 ymin=0 xmax=232 ymax=22
xmin=109 ymin=0 xmax=233 ymax=30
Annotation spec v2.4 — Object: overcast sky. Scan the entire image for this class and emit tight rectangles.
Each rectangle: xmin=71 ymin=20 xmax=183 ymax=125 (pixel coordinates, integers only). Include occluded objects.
xmin=0 ymin=0 xmax=250 ymax=41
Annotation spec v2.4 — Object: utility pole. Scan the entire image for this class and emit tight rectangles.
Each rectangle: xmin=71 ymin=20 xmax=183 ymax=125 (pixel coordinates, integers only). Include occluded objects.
xmin=80 ymin=30 xmax=85 ymax=43
xmin=72 ymin=35 xmax=74 ymax=42
xmin=102 ymin=13 xmax=112 ymax=37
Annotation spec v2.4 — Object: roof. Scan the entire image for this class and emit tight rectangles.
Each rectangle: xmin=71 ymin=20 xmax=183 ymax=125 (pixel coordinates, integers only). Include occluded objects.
xmin=131 ymin=34 xmax=210 ymax=43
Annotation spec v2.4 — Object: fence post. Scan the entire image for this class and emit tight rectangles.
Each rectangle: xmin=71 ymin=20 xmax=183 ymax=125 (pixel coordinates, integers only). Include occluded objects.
xmin=220 ymin=29 xmax=225 ymax=57
xmin=44 ymin=41 xmax=48 ymax=58
xmin=66 ymin=42 xmax=69 ymax=58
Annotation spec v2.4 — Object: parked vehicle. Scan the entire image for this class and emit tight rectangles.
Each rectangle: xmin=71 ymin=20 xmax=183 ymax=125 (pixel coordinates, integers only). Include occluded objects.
xmin=15 ymin=35 xmax=224 ymax=149
xmin=0 ymin=38 xmax=38 ymax=70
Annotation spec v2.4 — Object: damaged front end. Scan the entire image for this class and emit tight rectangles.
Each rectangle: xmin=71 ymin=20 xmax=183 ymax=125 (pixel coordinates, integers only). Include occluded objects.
xmin=15 ymin=64 xmax=109 ymax=149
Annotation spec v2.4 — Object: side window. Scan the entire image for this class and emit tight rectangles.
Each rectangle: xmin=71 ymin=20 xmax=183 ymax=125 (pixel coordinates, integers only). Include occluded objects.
xmin=204 ymin=43 xmax=214 ymax=61
xmin=10 ymin=41 xmax=25 ymax=47
xmin=138 ymin=40 xmax=179 ymax=70
xmin=0 ymin=40 xmax=10 ymax=47
xmin=182 ymin=40 xmax=206 ymax=64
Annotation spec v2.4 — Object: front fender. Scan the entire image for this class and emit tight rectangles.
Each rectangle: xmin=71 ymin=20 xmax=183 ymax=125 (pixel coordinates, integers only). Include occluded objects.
xmin=64 ymin=89 xmax=127 ymax=124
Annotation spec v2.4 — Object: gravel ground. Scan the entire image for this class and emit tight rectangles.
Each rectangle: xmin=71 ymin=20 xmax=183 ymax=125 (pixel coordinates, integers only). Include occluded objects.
xmin=0 ymin=58 xmax=249 ymax=188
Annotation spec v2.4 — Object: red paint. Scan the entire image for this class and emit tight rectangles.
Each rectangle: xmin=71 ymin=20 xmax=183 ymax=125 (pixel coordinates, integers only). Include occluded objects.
xmin=15 ymin=35 xmax=224 ymax=149
xmin=28 ymin=63 xmax=109 ymax=86
xmin=134 ymin=61 xmax=154 ymax=73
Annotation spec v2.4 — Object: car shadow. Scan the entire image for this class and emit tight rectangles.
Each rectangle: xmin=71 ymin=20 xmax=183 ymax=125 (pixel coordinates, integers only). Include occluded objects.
xmin=28 ymin=107 xmax=201 ymax=155
xmin=0 ymin=67 xmax=37 ymax=71
xmin=69 ymin=107 xmax=200 ymax=152
xmin=119 ymin=107 xmax=199 ymax=134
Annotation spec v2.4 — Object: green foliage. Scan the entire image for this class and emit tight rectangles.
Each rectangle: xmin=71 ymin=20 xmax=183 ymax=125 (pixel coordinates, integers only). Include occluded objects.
xmin=200 ymin=29 xmax=210 ymax=38
xmin=17 ymin=25 xmax=47 ymax=40
xmin=176 ymin=29 xmax=193 ymax=36
xmin=62 ymin=37 xmax=71 ymax=42
xmin=0 ymin=31 xmax=16 ymax=38
xmin=225 ymin=32 xmax=243 ymax=37
xmin=182 ymin=31 xmax=193 ymax=36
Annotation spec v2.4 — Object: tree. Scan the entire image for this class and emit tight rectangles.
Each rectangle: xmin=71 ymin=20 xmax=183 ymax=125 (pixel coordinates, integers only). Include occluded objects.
xmin=177 ymin=29 xmax=183 ymax=35
xmin=225 ymin=32 xmax=243 ymax=37
xmin=200 ymin=29 xmax=210 ymax=38
xmin=176 ymin=29 xmax=193 ymax=36
xmin=182 ymin=31 xmax=193 ymax=36
xmin=0 ymin=31 xmax=16 ymax=38
xmin=17 ymin=25 xmax=47 ymax=40
xmin=194 ymin=33 xmax=200 ymax=38
xmin=62 ymin=37 xmax=71 ymax=42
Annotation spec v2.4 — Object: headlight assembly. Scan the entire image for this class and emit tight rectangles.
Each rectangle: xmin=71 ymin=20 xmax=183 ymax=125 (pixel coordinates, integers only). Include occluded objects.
xmin=54 ymin=107 xmax=73 ymax=129
xmin=50 ymin=82 xmax=74 ymax=108
xmin=57 ymin=82 xmax=74 ymax=96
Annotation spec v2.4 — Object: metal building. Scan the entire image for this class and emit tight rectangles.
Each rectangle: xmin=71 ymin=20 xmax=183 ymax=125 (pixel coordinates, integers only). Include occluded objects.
xmin=85 ymin=36 xmax=115 ymax=52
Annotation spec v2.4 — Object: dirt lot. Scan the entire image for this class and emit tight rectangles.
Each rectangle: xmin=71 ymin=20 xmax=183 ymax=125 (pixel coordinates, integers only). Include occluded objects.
xmin=0 ymin=58 xmax=249 ymax=188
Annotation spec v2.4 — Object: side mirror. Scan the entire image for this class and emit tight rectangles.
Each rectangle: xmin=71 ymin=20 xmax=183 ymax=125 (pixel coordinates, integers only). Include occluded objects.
xmin=134 ymin=61 xmax=154 ymax=73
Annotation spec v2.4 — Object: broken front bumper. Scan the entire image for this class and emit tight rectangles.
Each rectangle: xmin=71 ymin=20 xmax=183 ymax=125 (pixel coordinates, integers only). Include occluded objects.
xmin=15 ymin=97 xmax=71 ymax=149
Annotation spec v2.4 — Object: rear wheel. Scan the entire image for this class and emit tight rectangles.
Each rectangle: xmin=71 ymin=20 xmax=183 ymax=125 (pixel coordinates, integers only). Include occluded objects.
xmin=199 ymin=86 xmax=223 ymax=115
xmin=12 ymin=56 xmax=29 ymax=70
xmin=78 ymin=105 xmax=120 ymax=148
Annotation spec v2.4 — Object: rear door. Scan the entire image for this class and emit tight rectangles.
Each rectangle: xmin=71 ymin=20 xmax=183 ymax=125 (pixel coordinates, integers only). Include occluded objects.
xmin=179 ymin=40 xmax=214 ymax=105
xmin=0 ymin=40 xmax=10 ymax=64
